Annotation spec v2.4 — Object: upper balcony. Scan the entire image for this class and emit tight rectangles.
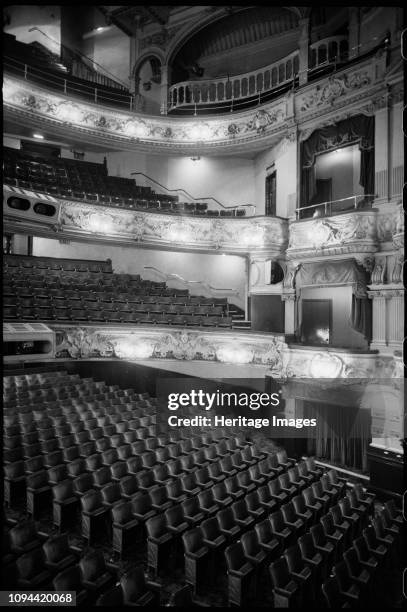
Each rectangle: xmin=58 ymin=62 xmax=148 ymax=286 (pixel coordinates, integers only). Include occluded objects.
xmin=168 ymin=36 xmax=348 ymax=115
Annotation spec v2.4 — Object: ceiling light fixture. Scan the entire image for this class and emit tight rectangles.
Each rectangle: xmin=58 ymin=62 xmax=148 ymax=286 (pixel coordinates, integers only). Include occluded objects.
xmin=33 ymin=133 xmax=44 ymax=139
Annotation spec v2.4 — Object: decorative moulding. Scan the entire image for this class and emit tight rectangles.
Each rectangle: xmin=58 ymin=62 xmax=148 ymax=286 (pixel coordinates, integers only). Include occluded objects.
xmin=51 ymin=324 xmax=400 ymax=380
xmin=3 ymin=54 xmax=397 ymax=154
xmin=53 ymin=324 xmax=287 ymax=372
xmin=277 ymin=347 xmax=401 ymax=380
xmin=3 ymin=76 xmax=290 ymax=154
xmin=287 ymin=210 xmax=380 ymax=260
xmin=56 ymin=200 xmax=288 ymax=255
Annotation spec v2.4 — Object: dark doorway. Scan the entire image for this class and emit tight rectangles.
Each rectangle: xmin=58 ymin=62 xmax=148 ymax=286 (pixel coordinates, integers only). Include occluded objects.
xmin=265 ymin=171 xmax=276 ymax=216
xmin=312 ymin=178 xmax=332 ymax=205
xmin=301 ymin=298 xmax=332 ymax=345
xmin=249 ymin=294 xmax=284 ymax=332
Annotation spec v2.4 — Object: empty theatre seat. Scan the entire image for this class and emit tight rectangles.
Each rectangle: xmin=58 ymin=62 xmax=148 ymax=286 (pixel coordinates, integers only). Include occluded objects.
xmin=201 ymin=516 xmax=226 ymax=551
xmin=42 ymin=534 xmax=77 ymax=573
xmin=310 ymin=523 xmax=335 ymax=565
xmin=111 ymin=501 xmax=139 ymax=556
xmin=9 ymin=521 xmax=42 ymax=555
xmin=80 ymin=489 xmax=109 ymax=542
xmin=182 ymin=528 xmax=210 ymax=593
xmin=254 ymin=518 xmax=280 ymax=557
xmin=16 ymin=547 xmax=52 ymax=589
xmin=322 ymin=574 xmax=357 ymax=607
xmin=241 ymin=530 xmax=267 ymax=566
xmin=245 ymin=490 xmax=267 ymax=521
xmin=146 ymin=513 xmax=173 ymax=577
xmin=224 ymin=541 xmax=255 ymax=606
xmin=269 ymin=556 xmax=302 ymax=607
xmin=79 ymin=549 xmax=115 ymax=594
xmin=53 ymin=566 xmax=88 ymax=605
xmin=120 ymin=566 xmax=160 ymax=606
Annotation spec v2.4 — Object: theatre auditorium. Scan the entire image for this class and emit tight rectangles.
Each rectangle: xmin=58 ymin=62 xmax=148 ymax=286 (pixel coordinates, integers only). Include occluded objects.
xmin=2 ymin=5 xmax=405 ymax=607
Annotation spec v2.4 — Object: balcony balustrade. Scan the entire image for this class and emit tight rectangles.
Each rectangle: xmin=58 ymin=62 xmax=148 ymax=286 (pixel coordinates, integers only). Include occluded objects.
xmin=168 ymin=36 xmax=349 ymax=113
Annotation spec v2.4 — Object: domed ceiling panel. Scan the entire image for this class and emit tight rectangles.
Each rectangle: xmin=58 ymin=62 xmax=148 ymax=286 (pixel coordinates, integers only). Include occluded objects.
xmin=173 ymin=7 xmax=299 ymax=80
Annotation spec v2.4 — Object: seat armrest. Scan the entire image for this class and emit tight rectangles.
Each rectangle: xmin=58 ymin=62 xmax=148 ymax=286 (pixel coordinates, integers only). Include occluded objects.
xmin=275 ymin=586 xmax=295 ymax=597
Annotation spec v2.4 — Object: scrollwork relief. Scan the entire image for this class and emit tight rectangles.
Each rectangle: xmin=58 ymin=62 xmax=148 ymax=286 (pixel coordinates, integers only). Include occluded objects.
xmin=53 ymin=325 xmax=287 ymax=372
xmin=298 ymin=71 xmax=371 ymax=112
xmin=58 ymin=202 xmax=288 ymax=254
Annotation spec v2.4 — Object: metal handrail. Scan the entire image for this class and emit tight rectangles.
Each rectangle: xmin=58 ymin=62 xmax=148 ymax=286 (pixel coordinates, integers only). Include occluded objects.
xmin=28 ymin=27 xmax=130 ymax=92
xmin=4 ymin=56 xmax=134 ymax=109
xmin=296 ymin=194 xmax=376 ymax=219
xmin=131 ymin=172 xmax=256 ymax=215
xmin=144 ymin=266 xmax=239 ymax=295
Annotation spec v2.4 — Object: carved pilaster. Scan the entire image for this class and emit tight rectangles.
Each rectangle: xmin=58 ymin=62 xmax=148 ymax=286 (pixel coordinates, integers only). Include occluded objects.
xmin=160 ymin=64 xmax=170 ymax=115
xmin=368 ymin=291 xmax=387 ymax=349
xmin=387 ymin=290 xmax=404 ymax=348
xmin=367 ymin=287 xmax=404 ymax=352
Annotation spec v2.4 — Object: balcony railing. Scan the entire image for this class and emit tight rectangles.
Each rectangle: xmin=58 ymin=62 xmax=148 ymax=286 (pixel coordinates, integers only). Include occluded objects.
xmin=130 ymin=172 xmax=256 ymax=216
xmin=168 ymin=50 xmax=300 ymax=113
xmin=296 ymin=194 xmax=375 ymax=219
xmin=4 ymin=56 xmax=135 ymax=110
xmin=309 ymin=35 xmax=349 ymax=73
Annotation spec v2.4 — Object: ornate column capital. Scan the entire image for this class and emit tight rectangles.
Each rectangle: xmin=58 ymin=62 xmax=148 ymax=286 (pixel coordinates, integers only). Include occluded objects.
xmin=281 ymin=293 xmax=296 ymax=302
xmin=367 ymin=288 xmax=403 ymax=299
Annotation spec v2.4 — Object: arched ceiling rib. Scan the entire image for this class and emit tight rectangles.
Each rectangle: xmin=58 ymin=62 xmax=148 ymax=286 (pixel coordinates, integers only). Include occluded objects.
xmin=176 ymin=7 xmax=299 ymax=62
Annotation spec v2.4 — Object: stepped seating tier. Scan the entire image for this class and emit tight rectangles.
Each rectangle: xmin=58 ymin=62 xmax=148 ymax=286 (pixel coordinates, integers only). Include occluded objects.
xmin=3 ymin=255 xmax=233 ymax=328
xmin=3 ymin=148 xmax=246 ymax=217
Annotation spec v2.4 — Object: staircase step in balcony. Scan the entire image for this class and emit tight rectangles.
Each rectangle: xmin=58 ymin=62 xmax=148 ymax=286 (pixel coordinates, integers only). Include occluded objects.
xmin=232 ymin=320 xmax=251 ymax=329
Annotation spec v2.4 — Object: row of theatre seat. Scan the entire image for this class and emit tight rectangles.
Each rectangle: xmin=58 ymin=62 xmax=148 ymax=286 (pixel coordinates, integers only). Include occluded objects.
xmin=4 ymin=147 xmax=246 ymax=216
xmin=3 ymin=371 xmax=402 ymax=606
xmin=3 ymin=256 xmax=234 ymax=327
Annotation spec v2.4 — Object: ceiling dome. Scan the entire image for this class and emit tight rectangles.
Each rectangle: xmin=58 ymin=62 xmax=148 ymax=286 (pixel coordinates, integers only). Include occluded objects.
xmin=172 ymin=7 xmax=300 ymax=82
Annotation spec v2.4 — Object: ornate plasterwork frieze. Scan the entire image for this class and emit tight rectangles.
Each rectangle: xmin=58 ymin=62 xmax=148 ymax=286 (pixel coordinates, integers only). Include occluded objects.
xmin=53 ymin=325 xmax=287 ymax=375
xmin=376 ymin=206 xmax=402 ymax=243
xmin=297 ymin=70 xmax=372 ymax=113
xmin=3 ymin=76 xmax=289 ymax=153
xmin=276 ymin=347 xmax=401 ymax=380
xmin=57 ymin=201 xmax=288 ymax=255
xmin=287 ymin=211 xmax=378 ymax=259
xmin=52 ymin=324 xmax=400 ymax=380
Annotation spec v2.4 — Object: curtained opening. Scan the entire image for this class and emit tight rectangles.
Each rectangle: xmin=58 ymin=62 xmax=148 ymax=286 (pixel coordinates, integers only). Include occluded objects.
xmin=301 ymin=114 xmax=375 ymax=206
xmin=350 ymin=294 xmax=372 ymax=341
xmin=304 ymin=400 xmax=371 ymax=473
